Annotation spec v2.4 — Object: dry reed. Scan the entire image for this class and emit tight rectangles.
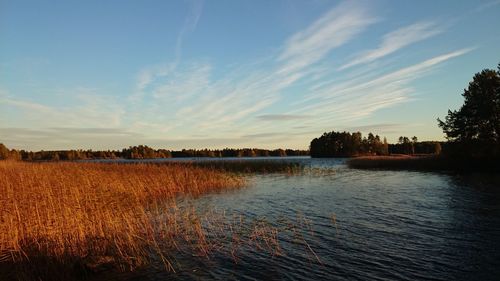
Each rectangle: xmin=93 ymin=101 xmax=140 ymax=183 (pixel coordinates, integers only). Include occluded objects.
xmin=0 ymin=161 xmax=243 ymax=279
xmin=0 ymin=161 xmax=323 ymax=280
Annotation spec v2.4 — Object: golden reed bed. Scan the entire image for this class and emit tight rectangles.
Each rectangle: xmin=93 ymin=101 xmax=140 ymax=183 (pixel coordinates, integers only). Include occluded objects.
xmin=0 ymin=161 xmax=245 ymax=279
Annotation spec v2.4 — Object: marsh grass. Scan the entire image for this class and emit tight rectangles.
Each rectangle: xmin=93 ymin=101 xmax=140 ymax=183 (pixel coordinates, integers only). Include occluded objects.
xmin=0 ymin=160 xmax=319 ymax=280
xmin=113 ymin=159 xmax=305 ymax=174
xmin=0 ymin=161 xmax=244 ymax=280
xmin=190 ymin=160 xmax=303 ymax=174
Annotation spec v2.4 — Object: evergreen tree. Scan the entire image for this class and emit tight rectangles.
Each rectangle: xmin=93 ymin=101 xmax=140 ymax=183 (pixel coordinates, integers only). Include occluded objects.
xmin=438 ymin=65 xmax=500 ymax=156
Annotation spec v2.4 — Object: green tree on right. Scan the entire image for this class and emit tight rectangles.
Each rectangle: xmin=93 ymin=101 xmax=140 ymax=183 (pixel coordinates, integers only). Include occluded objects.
xmin=438 ymin=64 xmax=500 ymax=157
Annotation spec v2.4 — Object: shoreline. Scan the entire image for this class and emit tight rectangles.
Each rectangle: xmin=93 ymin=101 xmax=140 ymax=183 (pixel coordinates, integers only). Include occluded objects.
xmin=346 ymin=155 xmax=500 ymax=173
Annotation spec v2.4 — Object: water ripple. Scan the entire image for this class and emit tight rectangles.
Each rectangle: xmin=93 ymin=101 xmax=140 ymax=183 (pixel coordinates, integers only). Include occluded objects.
xmin=121 ymin=158 xmax=500 ymax=280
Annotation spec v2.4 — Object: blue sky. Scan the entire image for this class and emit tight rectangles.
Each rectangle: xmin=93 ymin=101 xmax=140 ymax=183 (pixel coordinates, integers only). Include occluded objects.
xmin=1 ymin=0 xmax=499 ymax=150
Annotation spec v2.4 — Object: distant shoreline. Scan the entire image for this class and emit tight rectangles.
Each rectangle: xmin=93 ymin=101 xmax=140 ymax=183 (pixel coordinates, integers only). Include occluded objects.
xmin=347 ymin=155 xmax=500 ymax=173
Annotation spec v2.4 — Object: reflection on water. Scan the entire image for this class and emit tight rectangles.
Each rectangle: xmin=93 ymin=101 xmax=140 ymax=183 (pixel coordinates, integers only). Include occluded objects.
xmin=112 ymin=158 xmax=500 ymax=280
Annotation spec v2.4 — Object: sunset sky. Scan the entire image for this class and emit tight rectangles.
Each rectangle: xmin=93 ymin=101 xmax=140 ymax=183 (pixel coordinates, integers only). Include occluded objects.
xmin=1 ymin=0 xmax=500 ymax=150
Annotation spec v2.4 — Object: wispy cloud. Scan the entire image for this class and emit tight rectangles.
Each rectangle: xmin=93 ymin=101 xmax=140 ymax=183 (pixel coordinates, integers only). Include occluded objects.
xmin=340 ymin=21 xmax=444 ymax=70
xmin=343 ymin=123 xmax=404 ymax=134
xmin=123 ymin=2 xmax=472 ymax=147
xmin=2 ymin=1 xmax=475 ymax=149
xmin=131 ymin=1 xmax=376 ymax=135
xmin=475 ymin=0 xmax=500 ymax=12
xmin=256 ymin=114 xmax=310 ymax=121
xmin=175 ymin=0 xmax=204 ymax=63
xmin=278 ymin=0 xmax=377 ymax=75
xmin=131 ymin=0 xmax=204 ymax=102
xmin=1 ymin=90 xmax=125 ymax=129
xmin=0 ymin=127 xmax=143 ymax=150
xmin=2 ymin=98 xmax=54 ymax=113
xmin=242 ymin=132 xmax=282 ymax=139
xmin=152 ymin=62 xmax=211 ymax=103
xmin=293 ymin=48 xmax=474 ymax=127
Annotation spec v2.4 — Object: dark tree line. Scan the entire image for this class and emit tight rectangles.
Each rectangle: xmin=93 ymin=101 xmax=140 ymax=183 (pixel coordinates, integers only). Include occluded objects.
xmin=121 ymin=145 xmax=172 ymax=159
xmin=310 ymin=132 xmax=441 ymax=158
xmin=0 ymin=144 xmax=308 ymax=161
xmin=170 ymin=148 xmax=305 ymax=158
xmin=438 ymin=64 xmax=500 ymax=158
xmin=310 ymin=131 xmax=389 ymax=157
xmin=388 ymin=136 xmax=442 ymax=155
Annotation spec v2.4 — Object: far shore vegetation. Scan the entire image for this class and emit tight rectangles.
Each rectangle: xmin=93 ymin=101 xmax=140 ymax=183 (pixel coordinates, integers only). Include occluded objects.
xmin=346 ymin=64 xmax=499 ymax=172
xmin=0 ymin=145 xmax=308 ymax=161
xmin=310 ymin=131 xmax=441 ymax=157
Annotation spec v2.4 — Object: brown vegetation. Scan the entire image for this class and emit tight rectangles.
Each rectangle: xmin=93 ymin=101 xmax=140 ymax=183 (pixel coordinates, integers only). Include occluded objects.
xmin=192 ymin=159 xmax=303 ymax=173
xmin=0 ymin=160 xmax=315 ymax=280
xmin=0 ymin=161 xmax=245 ymax=280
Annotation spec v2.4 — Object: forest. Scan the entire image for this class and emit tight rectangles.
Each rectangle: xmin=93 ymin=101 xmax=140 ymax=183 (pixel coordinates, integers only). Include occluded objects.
xmin=0 ymin=144 xmax=308 ymax=161
xmin=1 ymin=139 xmax=440 ymax=161
xmin=310 ymin=131 xmax=441 ymax=158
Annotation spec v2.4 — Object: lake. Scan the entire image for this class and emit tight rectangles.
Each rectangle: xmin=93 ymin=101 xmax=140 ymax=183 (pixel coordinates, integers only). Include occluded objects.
xmin=103 ymin=157 xmax=500 ymax=280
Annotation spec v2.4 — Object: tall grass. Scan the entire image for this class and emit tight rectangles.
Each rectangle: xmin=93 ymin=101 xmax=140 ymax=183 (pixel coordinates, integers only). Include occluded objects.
xmin=0 ymin=161 xmax=244 ymax=279
xmin=191 ymin=159 xmax=303 ymax=174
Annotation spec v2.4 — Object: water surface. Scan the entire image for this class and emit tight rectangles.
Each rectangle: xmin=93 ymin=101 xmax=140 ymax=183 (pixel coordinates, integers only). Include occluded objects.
xmin=113 ymin=158 xmax=500 ymax=280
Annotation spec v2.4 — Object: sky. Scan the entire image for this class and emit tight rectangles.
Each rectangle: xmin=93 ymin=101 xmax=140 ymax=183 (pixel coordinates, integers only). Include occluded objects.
xmin=1 ymin=0 xmax=500 ymax=150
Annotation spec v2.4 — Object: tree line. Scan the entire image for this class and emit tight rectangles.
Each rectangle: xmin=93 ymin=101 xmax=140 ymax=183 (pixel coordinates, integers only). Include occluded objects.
xmin=310 ymin=131 xmax=388 ymax=157
xmin=437 ymin=64 xmax=500 ymax=159
xmin=311 ymin=63 xmax=499 ymax=160
xmin=310 ymin=131 xmax=441 ymax=158
xmin=389 ymin=136 xmax=442 ymax=155
xmin=0 ymin=144 xmax=309 ymax=161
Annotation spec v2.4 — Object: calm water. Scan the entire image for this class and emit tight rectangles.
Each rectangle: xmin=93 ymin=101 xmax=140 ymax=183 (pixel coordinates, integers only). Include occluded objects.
xmin=116 ymin=158 xmax=500 ymax=280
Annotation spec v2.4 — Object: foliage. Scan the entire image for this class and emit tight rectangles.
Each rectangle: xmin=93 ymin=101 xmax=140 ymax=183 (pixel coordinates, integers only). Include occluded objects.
xmin=310 ymin=131 xmax=388 ymax=157
xmin=121 ymin=145 xmax=172 ymax=159
xmin=170 ymin=148 xmax=302 ymax=157
xmin=0 ymin=143 xmax=22 ymax=160
xmin=0 ymin=145 xmax=308 ymax=161
xmin=0 ymin=143 xmax=9 ymax=160
xmin=438 ymin=65 xmax=500 ymax=157
xmin=310 ymin=132 xmax=441 ymax=158
xmin=389 ymin=137 xmax=441 ymax=155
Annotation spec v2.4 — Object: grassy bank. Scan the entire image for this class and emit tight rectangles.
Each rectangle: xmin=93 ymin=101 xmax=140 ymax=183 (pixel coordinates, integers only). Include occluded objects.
xmin=347 ymin=155 xmax=500 ymax=172
xmin=191 ymin=159 xmax=303 ymax=173
xmin=0 ymin=161 xmax=246 ymax=280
